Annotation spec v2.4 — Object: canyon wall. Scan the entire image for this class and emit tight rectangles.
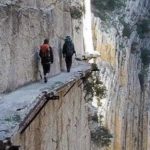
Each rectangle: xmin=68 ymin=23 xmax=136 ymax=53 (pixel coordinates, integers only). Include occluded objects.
xmin=1 ymin=0 xmax=150 ymax=149
xmin=0 ymin=0 xmax=84 ymax=93
xmin=91 ymin=0 xmax=150 ymax=149
xmin=12 ymin=79 xmax=91 ymax=150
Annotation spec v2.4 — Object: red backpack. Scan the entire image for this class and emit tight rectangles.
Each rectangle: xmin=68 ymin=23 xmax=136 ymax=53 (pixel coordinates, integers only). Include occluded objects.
xmin=40 ymin=44 xmax=51 ymax=64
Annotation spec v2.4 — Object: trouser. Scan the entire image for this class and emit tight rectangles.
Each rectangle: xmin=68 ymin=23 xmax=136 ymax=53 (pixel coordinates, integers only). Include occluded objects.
xmin=42 ymin=63 xmax=50 ymax=76
xmin=65 ymin=56 xmax=72 ymax=72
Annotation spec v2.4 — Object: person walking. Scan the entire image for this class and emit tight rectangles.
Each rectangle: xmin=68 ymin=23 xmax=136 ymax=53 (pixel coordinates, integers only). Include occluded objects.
xmin=62 ymin=36 xmax=76 ymax=72
xmin=39 ymin=39 xmax=53 ymax=83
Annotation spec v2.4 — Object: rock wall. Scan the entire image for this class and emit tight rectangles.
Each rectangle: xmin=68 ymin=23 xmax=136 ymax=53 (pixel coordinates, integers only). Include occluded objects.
xmin=12 ymin=79 xmax=91 ymax=150
xmin=1 ymin=0 xmax=150 ymax=149
xmin=0 ymin=0 xmax=84 ymax=93
xmin=91 ymin=0 xmax=150 ymax=149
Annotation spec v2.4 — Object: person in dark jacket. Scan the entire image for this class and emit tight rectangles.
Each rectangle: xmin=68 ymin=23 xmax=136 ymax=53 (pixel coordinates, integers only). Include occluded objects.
xmin=39 ymin=39 xmax=53 ymax=83
xmin=63 ymin=36 xmax=76 ymax=72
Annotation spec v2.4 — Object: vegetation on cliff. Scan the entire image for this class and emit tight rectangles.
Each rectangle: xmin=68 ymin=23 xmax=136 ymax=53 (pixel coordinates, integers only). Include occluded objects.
xmin=91 ymin=0 xmax=125 ymax=20
xmin=137 ymin=19 xmax=150 ymax=38
xmin=83 ymin=64 xmax=112 ymax=148
xmin=139 ymin=48 xmax=150 ymax=90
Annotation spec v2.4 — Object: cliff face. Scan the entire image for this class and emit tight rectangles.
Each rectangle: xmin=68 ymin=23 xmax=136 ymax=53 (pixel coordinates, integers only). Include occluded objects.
xmin=0 ymin=1 xmax=91 ymax=150
xmin=1 ymin=0 xmax=150 ymax=149
xmin=12 ymin=78 xmax=91 ymax=150
xmin=0 ymin=0 xmax=84 ymax=93
xmin=92 ymin=0 xmax=150 ymax=149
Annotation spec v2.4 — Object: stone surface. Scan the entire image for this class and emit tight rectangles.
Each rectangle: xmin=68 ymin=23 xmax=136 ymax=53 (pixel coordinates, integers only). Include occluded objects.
xmin=0 ymin=0 xmax=84 ymax=93
xmin=0 ymin=62 xmax=90 ymax=141
xmin=91 ymin=0 xmax=150 ymax=149
xmin=13 ymin=80 xmax=91 ymax=150
xmin=1 ymin=0 xmax=150 ymax=149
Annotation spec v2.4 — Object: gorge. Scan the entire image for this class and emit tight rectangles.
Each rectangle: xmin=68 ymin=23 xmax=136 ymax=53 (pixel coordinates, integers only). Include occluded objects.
xmin=0 ymin=0 xmax=150 ymax=150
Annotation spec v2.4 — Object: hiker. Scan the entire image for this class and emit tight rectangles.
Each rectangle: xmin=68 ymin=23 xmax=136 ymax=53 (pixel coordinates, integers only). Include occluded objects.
xmin=39 ymin=39 xmax=53 ymax=83
xmin=62 ymin=36 xmax=76 ymax=72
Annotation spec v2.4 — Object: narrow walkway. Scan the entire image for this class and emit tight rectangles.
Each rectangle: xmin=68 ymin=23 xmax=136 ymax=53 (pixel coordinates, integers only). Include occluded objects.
xmin=0 ymin=62 xmax=91 ymax=140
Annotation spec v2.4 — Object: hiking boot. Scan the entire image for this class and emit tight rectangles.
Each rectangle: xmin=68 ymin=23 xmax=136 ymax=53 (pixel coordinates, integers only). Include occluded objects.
xmin=67 ymin=67 xmax=70 ymax=72
xmin=44 ymin=77 xmax=47 ymax=83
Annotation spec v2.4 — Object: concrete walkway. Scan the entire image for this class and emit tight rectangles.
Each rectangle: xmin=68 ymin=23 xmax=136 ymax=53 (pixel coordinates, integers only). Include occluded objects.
xmin=0 ymin=62 xmax=91 ymax=140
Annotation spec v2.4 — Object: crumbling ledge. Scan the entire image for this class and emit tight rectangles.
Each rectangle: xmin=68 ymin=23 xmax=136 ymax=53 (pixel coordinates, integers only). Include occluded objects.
xmin=19 ymin=67 xmax=91 ymax=134
xmin=0 ymin=62 xmax=91 ymax=149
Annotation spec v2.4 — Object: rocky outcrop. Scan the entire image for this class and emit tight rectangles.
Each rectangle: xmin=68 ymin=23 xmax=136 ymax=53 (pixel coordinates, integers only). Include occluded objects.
xmin=11 ymin=66 xmax=91 ymax=150
xmin=13 ymin=81 xmax=90 ymax=150
xmin=0 ymin=63 xmax=92 ymax=150
xmin=91 ymin=0 xmax=150 ymax=149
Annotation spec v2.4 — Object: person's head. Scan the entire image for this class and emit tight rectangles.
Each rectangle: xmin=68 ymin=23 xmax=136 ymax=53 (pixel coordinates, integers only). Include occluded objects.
xmin=44 ymin=38 xmax=49 ymax=44
xmin=65 ymin=36 xmax=71 ymax=42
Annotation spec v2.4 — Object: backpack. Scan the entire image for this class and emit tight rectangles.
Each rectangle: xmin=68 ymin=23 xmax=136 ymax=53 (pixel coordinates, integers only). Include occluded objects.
xmin=40 ymin=44 xmax=51 ymax=64
xmin=65 ymin=41 xmax=74 ymax=57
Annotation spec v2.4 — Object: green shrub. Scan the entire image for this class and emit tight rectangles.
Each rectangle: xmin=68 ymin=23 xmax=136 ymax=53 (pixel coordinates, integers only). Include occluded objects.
xmin=70 ymin=4 xmax=85 ymax=20
xmin=131 ymin=42 xmax=139 ymax=54
xmin=90 ymin=113 xmax=99 ymax=122
xmin=83 ymin=69 xmax=107 ymax=104
xmin=84 ymin=64 xmax=112 ymax=147
xmin=91 ymin=0 xmax=125 ymax=20
xmin=141 ymin=48 xmax=150 ymax=66
xmin=122 ymin=22 xmax=132 ymax=38
xmin=91 ymin=63 xmax=99 ymax=71
xmin=91 ymin=0 xmax=124 ymax=11
xmin=137 ymin=19 xmax=150 ymax=38
xmin=138 ymin=48 xmax=150 ymax=91
xmin=91 ymin=126 xmax=113 ymax=147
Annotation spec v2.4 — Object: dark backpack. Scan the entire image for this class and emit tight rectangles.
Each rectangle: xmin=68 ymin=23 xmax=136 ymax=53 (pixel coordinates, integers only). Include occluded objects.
xmin=65 ymin=42 xmax=74 ymax=57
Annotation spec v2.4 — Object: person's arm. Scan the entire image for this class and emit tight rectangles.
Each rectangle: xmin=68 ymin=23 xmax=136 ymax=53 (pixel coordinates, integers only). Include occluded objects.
xmin=49 ymin=46 xmax=53 ymax=63
xmin=62 ymin=43 xmax=66 ymax=57
xmin=73 ymin=44 xmax=77 ymax=57
xmin=39 ymin=49 xmax=42 ymax=58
